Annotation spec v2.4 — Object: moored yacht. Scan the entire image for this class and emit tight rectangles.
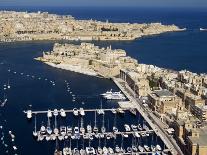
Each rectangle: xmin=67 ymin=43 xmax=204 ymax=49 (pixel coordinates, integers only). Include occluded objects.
xmin=60 ymin=109 xmax=66 ymax=117
xmin=79 ymin=108 xmax=85 ymax=116
xmin=73 ymin=108 xmax=79 ymax=116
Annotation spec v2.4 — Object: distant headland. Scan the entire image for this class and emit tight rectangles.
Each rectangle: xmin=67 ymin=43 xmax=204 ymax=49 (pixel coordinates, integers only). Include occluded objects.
xmin=0 ymin=11 xmax=185 ymax=42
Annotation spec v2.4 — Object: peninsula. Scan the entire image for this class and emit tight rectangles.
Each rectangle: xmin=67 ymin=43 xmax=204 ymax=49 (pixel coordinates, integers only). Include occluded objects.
xmin=37 ymin=42 xmax=207 ymax=155
xmin=0 ymin=11 xmax=185 ymax=42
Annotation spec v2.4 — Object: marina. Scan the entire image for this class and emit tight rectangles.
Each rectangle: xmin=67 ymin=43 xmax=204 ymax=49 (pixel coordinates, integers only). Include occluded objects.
xmin=23 ymin=107 xmax=169 ymax=155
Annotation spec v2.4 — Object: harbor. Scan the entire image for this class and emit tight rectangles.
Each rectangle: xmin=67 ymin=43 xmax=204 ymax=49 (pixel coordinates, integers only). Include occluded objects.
xmin=23 ymin=107 xmax=169 ymax=155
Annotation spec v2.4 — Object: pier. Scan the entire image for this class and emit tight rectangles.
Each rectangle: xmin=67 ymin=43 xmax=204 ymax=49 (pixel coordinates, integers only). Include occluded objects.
xmin=112 ymin=77 xmax=184 ymax=155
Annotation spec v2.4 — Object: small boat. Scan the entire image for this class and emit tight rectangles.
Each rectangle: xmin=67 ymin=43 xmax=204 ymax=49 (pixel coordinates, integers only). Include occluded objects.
xmin=131 ymin=124 xmax=137 ymax=131
xmin=79 ymin=108 xmax=85 ymax=116
xmin=45 ymin=135 xmax=51 ymax=141
xmin=124 ymin=124 xmax=131 ymax=132
xmin=113 ymin=126 xmax=118 ymax=133
xmin=134 ymin=132 xmax=140 ymax=138
xmin=97 ymin=147 xmax=103 ymax=154
xmin=80 ymin=149 xmax=86 ymax=155
xmin=33 ymin=114 xmax=38 ymax=137
xmin=132 ymin=145 xmax=137 ymax=152
xmin=138 ymin=124 xmax=143 ymax=131
xmin=200 ymin=28 xmax=207 ymax=31
xmin=138 ymin=145 xmax=144 ymax=152
xmin=129 ymin=108 xmax=136 ymax=115
xmin=144 ymin=145 xmax=150 ymax=152
xmin=111 ymin=108 xmax=117 ymax=114
xmin=74 ymin=127 xmax=79 ymax=134
xmin=117 ymin=108 xmax=125 ymax=114
xmin=151 ymin=145 xmax=156 ymax=152
xmin=93 ymin=112 xmax=98 ymax=133
xmin=115 ymin=145 xmax=121 ymax=153
xmin=67 ymin=126 xmax=72 ymax=135
xmin=63 ymin=147 xmax=71 ymax=155
xmin=97 ymin=109 xmax=104 ymax=115
xmin=127 ymin=147 xmax=132 ymax=153
xmin=73 ymin=108 xmax=79 ymax=116
xmin=80 ymin=118 xmax=85 ymax=134
xmin=40 ymin=123 xmax=46 ymax=134
xmin=60 ymin=109 xmax=66 ymax=117
xmin=86 ymin=147 xmax=96 ymax=154
xmin=108 ymin=147 xmax=114 ymax=154
xmin=87 ymin=125 xmax=92 ymax=133
xmin=27 ymin=110 xmax=32 ymax=119
xmin=73 ymin=148 xmax=79 ymax=155
xmin=103 ymin=147 xmax=109 ymax=154
xmin=122 ymin=133 xmax=128 ymax=138
xmin=53 ymin=109 xmax=59 ymax=116
xmin=156 ymin=144 xmax=162 ymax=151
xmin=46 ymin=117 xmax=52 ymax=135
xmin=47 ymin=110 xmax=52 ymax=118
xmin=60 ymin=126 xmax=67 ymax=135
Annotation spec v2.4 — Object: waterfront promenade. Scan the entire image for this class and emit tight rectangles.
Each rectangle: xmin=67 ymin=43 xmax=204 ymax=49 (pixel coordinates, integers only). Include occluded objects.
xmin=113 ymin=77 xmax=184 ymax=155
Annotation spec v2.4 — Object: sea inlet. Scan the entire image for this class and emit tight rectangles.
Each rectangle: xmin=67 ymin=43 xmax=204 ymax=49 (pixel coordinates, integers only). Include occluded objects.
xmin=0 ymin=41 xmax=166 ymax=155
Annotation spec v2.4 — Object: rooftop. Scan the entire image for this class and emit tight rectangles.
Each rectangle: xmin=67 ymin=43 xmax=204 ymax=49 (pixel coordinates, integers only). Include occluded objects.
xmin=154 ymin=89 xmax=174 ymax=97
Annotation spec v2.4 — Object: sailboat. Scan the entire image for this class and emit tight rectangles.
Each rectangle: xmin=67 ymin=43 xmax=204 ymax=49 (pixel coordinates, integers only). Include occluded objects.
xmin=113 ymin=113 xmax=118 ymax=133
xmin=101 ymin=114 xmax=106 ymax=134
xmin=80 ymin=117 xmax=85 ymax=134
xmin=46 ymin=116 xmax=52 ymax=135
xmin=7 ymin=80 xmax=11 ymax=89
xmin=54 ymin=115 xmax=59 ymax=135
xmin=0 ymin=94 xmax=7 ymax=107
xmin=33 ymin=114 xmax=38 ymax=138
xmin=93 ymin=111 xmax=98 ymax=133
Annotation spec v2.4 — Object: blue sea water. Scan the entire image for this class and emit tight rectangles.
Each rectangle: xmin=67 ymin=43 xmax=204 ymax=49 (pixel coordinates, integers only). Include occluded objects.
xmin=0 ymin=6 xmax=206 ymax=155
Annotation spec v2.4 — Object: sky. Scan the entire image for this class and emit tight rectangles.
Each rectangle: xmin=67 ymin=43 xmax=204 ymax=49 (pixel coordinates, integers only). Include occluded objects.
xmin=0 ymin=0 xmax=207 ymax=8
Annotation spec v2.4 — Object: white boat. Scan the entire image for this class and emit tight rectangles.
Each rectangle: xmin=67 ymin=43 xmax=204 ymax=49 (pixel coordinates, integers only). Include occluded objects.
xmin=117 ymin=108 xmax=125 ymax=114
xmin=113 ymin=126 xmax=118 ymax=133
xmin=27 ymin=110 xmax=32 ymax=119
xmin=47 ymin=110 xmax=52 ymax=118
xmin=138 ymin=124 xmax=143 ymax=131
xmin=33 ymin=114 xmax=38 ymax=137
xmin=101 ymin=89 xmax=112 ymax=96
xmin=144 ymin=145 xmax=150 ymax=152
xmin=200 ymin=28 xmax=207 ymax=31
xmin=7 ymin=80 xmax=10 ymax=89
xmin=156 ymin=144 xmax=162 ymax=151
xmin=151 ymin=145 xmax=156 ymax=152
xmin=40 ymin=123 xmax=46 ymax=134
xmin=74 ymin=127 xmax=79 ymax=134
xmin=0 ymin=98 xmax=7 ymax=107
xmin=138 ymin=145 xmax=144 ymax=152
xmin=122 ymin=133 xmax=128 ymax=138
xmin=97 ymin=109 xmax=104 ymax=115
xmin=103 ymin=147 xmax=108 ymax=154
xmin=80 ymin=118 xmax=85 ymax=134
xmin=60 ymin=126 xmax=66 ymax=135
xmin=111 ymin=108 xmax=117 ymax=114
xmin=86 ymin=147 xmax=95 ymax=154
xmin=115 ymin=145 xmax=121 ymax=153
xmin=80 ymin=149 xmax=86 ymax=155
xmin=102 ymin=91 xmax=126 ymax=100
xmin=108 ymin=147 xmax=114 ymax=154
xmin=132 ymin=145 xmax=137 ymax=152
xmin=124 ymin=124 xmax=131 ymax=132
xmin=134 ymin=132 xmax=140 ymax=138
xmin=53 ymin=109 xmax=59 ymax=116
xmin=97 ymin=147 xmax=103 ymax=154
xmin=127 ymin=147 xmax=132 ymax=153
xmin=46 ymin=117 xmax=52 ymax=135
xmin=79 ymin=108 xmax=85 ymax=116
xmin=87 ymin=125 xmax=92 ymax=133
xmin=73 ymin=148 xmax=79 ymax=155
xmin=93 ymin=112 xmax=98 ymax=133
xmin=60 ymin=109 xmax=66 ymax=117
xmin=46 ymin=135 xmax=51 ymax=141
xmin=63 ymin=147 xmax=71 ymax=155
xmin=131 ymin=124 xmax=137 ymax=131
xmin=73 ymin=108 xmax=79 ymax=116
xmin=67 ymin=126 xmax=72 ymax=135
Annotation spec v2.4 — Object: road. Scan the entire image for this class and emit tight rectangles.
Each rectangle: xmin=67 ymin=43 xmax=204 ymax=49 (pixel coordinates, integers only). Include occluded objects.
xmin=113 ymin=78 xmax=184 ymax=155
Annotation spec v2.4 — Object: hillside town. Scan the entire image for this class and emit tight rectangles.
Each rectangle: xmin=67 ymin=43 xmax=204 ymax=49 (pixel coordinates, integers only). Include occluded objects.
xmin=37 ymin=42 xmax=207 ymax=155
xmin=0 ymin=11 xmax=185 ymax=42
